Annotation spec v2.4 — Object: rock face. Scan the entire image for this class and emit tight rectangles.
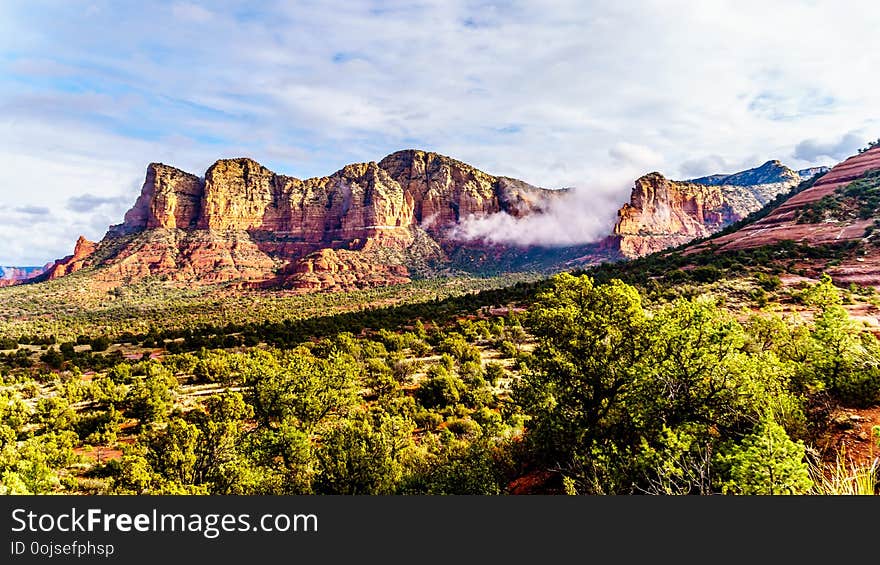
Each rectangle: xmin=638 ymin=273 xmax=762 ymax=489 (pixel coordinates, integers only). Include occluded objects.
xmin=613 ymin=174 xmax=729 ymax=257
xmin=286 ymin=248 xmax=411 ymax=291
xmin=43 ymin=150 xmax=562 ymax=291
xmin=39 ymin=236 xmax=97 ymax=281
xmin=611 ymin=161 xmax=811 ymax=258
xmin=114 ymin=164 xmax=204 ymax=233
xmin=377 ymin=151 xmax=553 ymax=235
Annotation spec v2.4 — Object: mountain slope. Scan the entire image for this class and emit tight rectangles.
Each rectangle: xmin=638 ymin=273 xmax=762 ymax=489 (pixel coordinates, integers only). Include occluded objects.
xmin=609 ymin=160 xmax=819 ymax=258
xmin=687 ymin=159 xmax=813 ymax=186
xmin=672 ymin=145 xmax=880 ymax=285
xmin=698 ymin=146 xmax=880 ymax=253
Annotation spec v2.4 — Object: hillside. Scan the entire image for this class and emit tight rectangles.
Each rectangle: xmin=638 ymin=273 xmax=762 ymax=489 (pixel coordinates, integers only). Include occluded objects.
xmin=2 ymin=245 xmax=878 ymax=496
xmin=701 ymin=146 xmax=880 ymax=251
xmin=686 ymin=145 xmax=880 ymax=285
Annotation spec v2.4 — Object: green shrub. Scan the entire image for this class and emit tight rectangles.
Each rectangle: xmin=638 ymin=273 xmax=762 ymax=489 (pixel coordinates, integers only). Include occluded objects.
xmin=754 ymin=272 xmax=782 ymax=291
xmin=835 ymin=367 xmax=880 ymax=408
xmin=89 ymin=336 xmax=111 ymax=352
xmin=416 ymin=373 xmax=468 ymax=409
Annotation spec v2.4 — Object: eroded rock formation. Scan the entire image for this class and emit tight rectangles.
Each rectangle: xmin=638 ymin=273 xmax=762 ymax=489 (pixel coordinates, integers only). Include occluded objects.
xmin=611 ymin=161 xmax=814 ymax=258
xmin=40 ymin=236 xmax=97 ymax=280
xmin=43 ymin=150 xmax=561 ymax=291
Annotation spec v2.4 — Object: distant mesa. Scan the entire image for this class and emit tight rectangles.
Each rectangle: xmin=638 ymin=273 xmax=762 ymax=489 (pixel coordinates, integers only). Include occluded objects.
xmin=0 ymin=264 xmax=51 ymax=287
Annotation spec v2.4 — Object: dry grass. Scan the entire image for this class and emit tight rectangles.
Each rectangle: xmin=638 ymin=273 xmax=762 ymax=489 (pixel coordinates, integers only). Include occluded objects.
xmin=811 ymin=447 xmax=879 ymax=495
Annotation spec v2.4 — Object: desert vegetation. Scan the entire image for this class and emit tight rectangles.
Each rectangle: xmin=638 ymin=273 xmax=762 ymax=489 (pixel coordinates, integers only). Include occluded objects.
xmin=797 ymin=169 xmax=880 ymax=224
xmin=1 ymin=270 xmax=877 ymax=495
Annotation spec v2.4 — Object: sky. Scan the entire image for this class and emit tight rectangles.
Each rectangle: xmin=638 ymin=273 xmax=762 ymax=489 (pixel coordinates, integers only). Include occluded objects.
xmin=1 ymin=0 xmax=879 ymax=265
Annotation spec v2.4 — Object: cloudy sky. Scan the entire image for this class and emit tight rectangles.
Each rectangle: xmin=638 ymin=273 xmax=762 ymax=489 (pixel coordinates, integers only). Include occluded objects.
xmin=1 ymin=0 xmax=879 ymax=265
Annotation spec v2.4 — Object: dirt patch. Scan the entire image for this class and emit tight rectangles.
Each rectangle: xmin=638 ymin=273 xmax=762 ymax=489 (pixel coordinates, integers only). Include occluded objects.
xmin=74 ymin=445 xmax=123 ymax=463
xmin=507 ymin=470 xmax=560 ymax=495
xmin=817 ymin=405 xmax=880 ymax=468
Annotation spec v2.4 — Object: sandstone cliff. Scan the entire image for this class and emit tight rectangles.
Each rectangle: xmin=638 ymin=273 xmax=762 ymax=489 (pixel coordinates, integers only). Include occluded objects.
xmin=113 ymin=163 xmax=204 ymax=233
xmin=45 ymin=150 xmax=562 ymax=291
xmin=377 ymin=150 xmax=555 ymax=235
xmin=38 ymin=236 xmax=97 ymax=281
xmin=611 ymin=161 xmax=811 ymax=258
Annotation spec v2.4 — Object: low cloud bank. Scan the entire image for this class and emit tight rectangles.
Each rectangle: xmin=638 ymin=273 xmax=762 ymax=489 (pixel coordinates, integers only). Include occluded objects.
xmin=449 ymin=185 xmax=624 ymax=247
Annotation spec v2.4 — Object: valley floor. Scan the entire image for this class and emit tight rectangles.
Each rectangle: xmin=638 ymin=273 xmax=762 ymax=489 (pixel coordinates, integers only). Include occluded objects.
xmin=1 ymin=267 xmax=878 ymax=495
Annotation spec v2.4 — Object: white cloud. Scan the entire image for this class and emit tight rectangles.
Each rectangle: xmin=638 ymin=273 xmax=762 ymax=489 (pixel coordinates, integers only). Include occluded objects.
xmin=793 ymin=131 xmax=869 ymax=163
xmin=678 ymin=155 xmax=732 ymax=180
xmin=451 ymin=183 xmax=624 ymax=248
xmin=1 ymin=0 xmax=880 ymax=263
xmin=609 ymin=142 xmax=664 ymax=169
xmin=170 ymin=2 xmax=214 ymax=23
xmin=67 ymin=194 xmax=132 ymax=214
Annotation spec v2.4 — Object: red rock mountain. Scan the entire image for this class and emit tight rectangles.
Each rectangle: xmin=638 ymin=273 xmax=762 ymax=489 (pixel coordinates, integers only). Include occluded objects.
xmin=0 ymin=264 xmax=51 ymax=287
xmin=41 ymin=150 xmax=561 ymax=290
xmin=32 ymin=148 xmax=850 ymax=292
xmin=39 ymin=236 xmax=97 ymax=281
xmin=611 ymin=161 xmax=820 ymax=258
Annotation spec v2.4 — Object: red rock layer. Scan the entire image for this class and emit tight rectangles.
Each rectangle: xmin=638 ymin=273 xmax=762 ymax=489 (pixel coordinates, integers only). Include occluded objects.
xmin=284 ymin=248 xmax=411 ymax=291
xmin=41 ymin=236 xmax=97 ymax=280
xmin=701 ymin=146 xmax=880 ymax=252
xmin=118 ymin=164 xmax=204 ymax=231
xmin=613 ymin=173 xmax=750 ymax=258
xmin=49 ymin=150 xmax=560 ymax=290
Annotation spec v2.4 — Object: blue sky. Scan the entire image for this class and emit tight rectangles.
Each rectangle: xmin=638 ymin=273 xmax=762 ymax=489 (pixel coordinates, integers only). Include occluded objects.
xmin=1 ymin=0 xmax=879 ymax=264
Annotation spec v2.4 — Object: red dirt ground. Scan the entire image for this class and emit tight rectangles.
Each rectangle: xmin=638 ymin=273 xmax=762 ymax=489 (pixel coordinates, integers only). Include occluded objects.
xmin=817 ymin=405 xmax=880 ymax=468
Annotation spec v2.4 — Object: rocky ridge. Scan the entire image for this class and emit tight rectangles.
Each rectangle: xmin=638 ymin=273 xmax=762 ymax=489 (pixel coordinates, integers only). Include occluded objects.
xmin=699 ymin=147 xmax=880 ymax=253
xmin=664 ymin=145 xmax=880 ymax=286
xmin=38 ymin=150 xmax=561 ymax=291
xmin=610 ymin=161 xmax=819 ymax=258
xmin=36 ymin=237 xmax=97 ymax=282
xmin=20 ymin=148 xmax=841 ymax=292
